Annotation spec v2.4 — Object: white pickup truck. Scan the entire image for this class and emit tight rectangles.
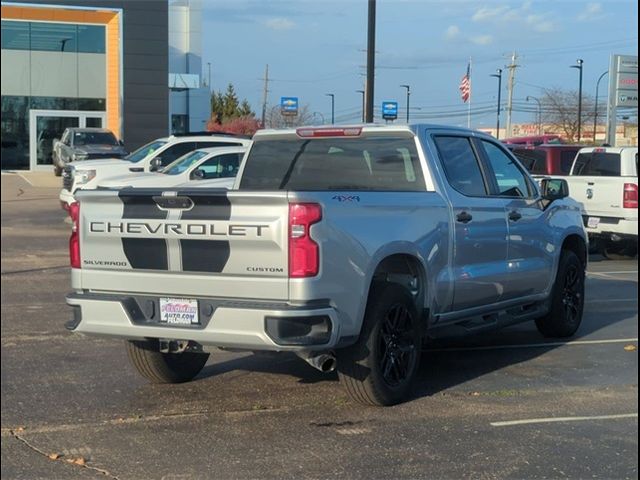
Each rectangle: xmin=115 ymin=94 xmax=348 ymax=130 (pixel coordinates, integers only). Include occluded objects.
xmin=564 ymin=147 xmax=638 ymax=259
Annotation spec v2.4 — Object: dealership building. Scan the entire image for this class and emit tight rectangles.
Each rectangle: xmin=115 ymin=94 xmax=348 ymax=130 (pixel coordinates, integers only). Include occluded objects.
xmin=1 ymin=0 xmax=208 ymax=171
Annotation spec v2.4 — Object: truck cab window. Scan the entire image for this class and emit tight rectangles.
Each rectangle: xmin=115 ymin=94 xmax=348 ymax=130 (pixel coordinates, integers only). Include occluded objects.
xmin=481 ymin=140 xmax=532 ymax=198
xmin=433 ymin=136 xmax=487 ymax=196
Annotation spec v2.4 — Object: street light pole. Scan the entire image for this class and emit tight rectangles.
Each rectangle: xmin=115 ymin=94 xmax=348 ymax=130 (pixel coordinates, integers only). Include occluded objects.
xmin=593 ymin=70 xmax=608 ymax=144
xmin=490 ymin=69 xmax=502 ymax=139
xmin=364 ymin=0 xmax=376 ymax=123
xmin=356 ymin=90 xmax=365 ymax=122
xmin=571 ymin=59 xmax=584 ymax=142
xmin=325 ymin=93 xmax=335 ymax=124
xmin=526 ymin=95 xmax=542 ymax=135
xmin=400 ymin=84 xmax=410 ymax=123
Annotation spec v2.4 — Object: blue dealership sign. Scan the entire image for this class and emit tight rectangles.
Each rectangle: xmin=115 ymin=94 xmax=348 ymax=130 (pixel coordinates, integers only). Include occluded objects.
xmin=280 ymin=96 xmax=299 ymax=116
xmin=382 ymin=101 xmax=398 ymax=120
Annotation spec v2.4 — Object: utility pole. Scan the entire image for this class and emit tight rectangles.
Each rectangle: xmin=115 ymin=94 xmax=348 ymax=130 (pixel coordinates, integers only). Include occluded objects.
xmin=260 ymin=64 xmax=270 ymax=128
xmin=365 ymin=0 xmax=376 ymax=123
xmin=505 ymin=52 xmax=518 ymax=138
xmin=207 ymin=62 xmax=212 ymax=92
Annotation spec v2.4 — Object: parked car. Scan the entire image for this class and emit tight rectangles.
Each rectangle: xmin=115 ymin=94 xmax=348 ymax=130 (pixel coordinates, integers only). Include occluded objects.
xmin=508 ymin=144 xmax=586 ymax=176
xmin=53 ymin=128 xmax=127 ymax=176
xmin=97 ymin=146 xmax=247 ymax=189
xmin=59 ymin=133 xmax=252 ymax=208
xmin=66 ymin=124 xmax=587 ymax=406
xmin=563 ymin=146 xmax=638 ymax=259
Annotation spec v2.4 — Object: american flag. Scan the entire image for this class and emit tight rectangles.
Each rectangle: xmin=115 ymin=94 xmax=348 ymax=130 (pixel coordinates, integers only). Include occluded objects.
xmin=459 ymin=62 xmax=471 ymax=103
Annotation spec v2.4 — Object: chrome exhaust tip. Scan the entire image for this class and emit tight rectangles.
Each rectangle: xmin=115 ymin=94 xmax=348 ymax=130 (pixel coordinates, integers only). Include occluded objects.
xmin=299 ymin=353 xmax=337 ymax=373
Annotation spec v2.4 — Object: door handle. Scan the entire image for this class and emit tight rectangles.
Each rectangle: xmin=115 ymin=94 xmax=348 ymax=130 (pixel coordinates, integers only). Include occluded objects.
xmin=456 ymin=211 xmax=473 ymax=224
xmin=509 ymin=210 xmax=522 ymax=222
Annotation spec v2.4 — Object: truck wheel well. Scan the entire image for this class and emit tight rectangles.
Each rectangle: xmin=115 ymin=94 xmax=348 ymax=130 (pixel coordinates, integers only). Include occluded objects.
xmin=562 ymin=235 xmax=587 ymax=267
xmin=371 ymin=254 xmax=425 ymax=308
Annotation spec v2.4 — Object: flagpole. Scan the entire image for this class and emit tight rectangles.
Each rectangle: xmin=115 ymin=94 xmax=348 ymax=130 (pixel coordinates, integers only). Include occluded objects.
xmin=467 ymin=57 xmax=472 ymax=129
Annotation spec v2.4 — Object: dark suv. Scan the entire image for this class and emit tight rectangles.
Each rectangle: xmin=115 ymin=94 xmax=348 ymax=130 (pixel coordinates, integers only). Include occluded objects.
xmin=508 ymin=144 xmax=586 ymax=176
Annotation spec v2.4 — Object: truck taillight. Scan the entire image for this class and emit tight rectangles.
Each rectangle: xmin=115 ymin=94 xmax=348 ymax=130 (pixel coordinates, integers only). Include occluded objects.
xmin=623 ymin=183 xmax=638 ymax=209
xmin=288 ymin=203 xmax=322 ymax=278
xmin=69 ymin=202 xmax=81 ymax=269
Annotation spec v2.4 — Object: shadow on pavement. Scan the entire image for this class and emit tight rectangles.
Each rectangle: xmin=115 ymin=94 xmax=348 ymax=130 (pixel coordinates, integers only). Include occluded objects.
xmin=193 ymin=274 xmax=636 ymax=403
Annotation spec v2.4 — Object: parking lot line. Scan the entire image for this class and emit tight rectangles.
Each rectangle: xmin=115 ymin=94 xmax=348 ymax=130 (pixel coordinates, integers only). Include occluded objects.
xmin=16 ymin=173 xmax=33 ymax=186
xmin=588 ymin=271 xmax=638 ymax=276
xmin=426 ymin=338 xmax=638 ymax=353
xmin=491 ymin=413 xmax=638 ymax=427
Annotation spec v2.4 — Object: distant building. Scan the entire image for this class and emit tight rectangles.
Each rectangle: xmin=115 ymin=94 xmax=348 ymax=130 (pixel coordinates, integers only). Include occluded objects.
xmin=1 ymin=0 xmax=169 ymax=171
xmin=169 ymin=0 xmax=209 ymax=134
xmin=1 ymin=0 xmax=210 ymax=171
xmin=479 ymin=123 xmax=637 ymax=146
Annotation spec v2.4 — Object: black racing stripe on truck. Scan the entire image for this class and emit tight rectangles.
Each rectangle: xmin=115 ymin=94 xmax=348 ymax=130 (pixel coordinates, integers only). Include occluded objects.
xmin=180 ymin=239 xmax=231 ymax=273
xmin=177 ymin=191 xmax=232 ymax=273
xmin=118 ymin=190 xmax=168 ymax=270
xmin=177 ymin=192 xmax=232 ymax=220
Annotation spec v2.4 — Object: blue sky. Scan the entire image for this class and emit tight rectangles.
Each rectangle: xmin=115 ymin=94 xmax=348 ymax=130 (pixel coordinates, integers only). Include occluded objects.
xmin=202 ymin=0 xmax=638 ymax=127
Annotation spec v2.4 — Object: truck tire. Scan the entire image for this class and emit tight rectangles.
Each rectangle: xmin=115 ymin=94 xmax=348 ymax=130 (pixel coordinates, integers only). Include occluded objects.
xmin=535 ymin=250 xmax=585 ymax=338
xmin=125 ymin=339 xmax=209 ymax=383
xmin=603 ymin=243 xmax=638 ymax=260
xmin=337 ymin=283 xmax=422 ymax=406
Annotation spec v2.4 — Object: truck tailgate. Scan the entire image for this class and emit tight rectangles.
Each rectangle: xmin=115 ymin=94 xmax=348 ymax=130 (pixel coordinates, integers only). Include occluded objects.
xmin=567 ymin=176 xmax=639 ymax=219
xmin=76 ymin=188 xmax=289 ymax=300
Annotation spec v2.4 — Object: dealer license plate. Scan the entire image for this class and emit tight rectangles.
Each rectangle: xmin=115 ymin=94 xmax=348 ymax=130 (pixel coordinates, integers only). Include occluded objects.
xmin=159 ymin=297 xmax=199 ymax=325
xmin=587 ymin=217 xmax=600 ymax=229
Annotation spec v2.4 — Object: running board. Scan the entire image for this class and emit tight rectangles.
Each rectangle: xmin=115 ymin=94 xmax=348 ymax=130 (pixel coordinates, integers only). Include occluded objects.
xmin=427 ymin=302 xmax=548 ymax=340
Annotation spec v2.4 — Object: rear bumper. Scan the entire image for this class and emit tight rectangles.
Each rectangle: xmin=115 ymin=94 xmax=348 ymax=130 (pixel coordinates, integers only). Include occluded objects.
xmin=583 ymin=215 xmax=638 ymax=241
xmin=66 ymin=292 xmax=340 ymax=351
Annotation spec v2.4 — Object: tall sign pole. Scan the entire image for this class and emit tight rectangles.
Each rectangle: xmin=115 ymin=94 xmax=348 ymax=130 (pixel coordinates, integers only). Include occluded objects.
xmin=365 ymin=0 xmax=376 ymax=123
xmin=606 ymin=54 xmax=638 ymax=146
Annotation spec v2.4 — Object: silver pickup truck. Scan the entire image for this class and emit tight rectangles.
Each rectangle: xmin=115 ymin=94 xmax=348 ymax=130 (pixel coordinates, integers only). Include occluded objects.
xmin=66 ymin=124 xmax=588 ymax=406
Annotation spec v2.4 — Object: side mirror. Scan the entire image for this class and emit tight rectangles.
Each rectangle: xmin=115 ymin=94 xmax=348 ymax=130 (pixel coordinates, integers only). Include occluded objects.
xmin=149 ymin=157 xmax=162 ymax=172
xmin=540 ymin=178 xmax=569 ymax=201
xmin=119 ymin=139 xmax=125 ymax=147
xmin=192 ymin=168 xmax=205 ymax=180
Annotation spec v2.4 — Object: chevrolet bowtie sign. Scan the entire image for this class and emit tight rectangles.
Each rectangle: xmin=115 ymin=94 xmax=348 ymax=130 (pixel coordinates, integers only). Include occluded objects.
xmin=280 ymin=97 xmax=299 ymax=116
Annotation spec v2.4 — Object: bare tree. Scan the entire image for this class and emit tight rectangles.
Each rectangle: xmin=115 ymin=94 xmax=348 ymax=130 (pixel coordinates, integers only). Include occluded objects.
xmin=541 ymin=88 xmax=595 ymax=142
xmin=265 ymin=104 xmax=315 ymax=128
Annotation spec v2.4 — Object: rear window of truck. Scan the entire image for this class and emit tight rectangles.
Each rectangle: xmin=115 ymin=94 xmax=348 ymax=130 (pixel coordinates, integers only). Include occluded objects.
xmin=239 ymin=136 xmax=426 ymax=191
xmin=573 ymin=152 xmax=621 ymax=176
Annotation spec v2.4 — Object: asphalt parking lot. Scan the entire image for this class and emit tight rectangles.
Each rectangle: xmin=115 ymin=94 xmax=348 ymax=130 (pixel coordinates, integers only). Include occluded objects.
xmin=1 ymin=171 xmax=638 ymax=480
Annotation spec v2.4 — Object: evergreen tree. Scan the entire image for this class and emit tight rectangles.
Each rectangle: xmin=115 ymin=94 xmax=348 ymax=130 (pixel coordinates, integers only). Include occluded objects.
xmin=209 ymin=83 xmax=255 ymax=123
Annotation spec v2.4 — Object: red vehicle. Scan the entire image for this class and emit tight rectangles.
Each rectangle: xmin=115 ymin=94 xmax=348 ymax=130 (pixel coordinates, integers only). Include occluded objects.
xmin=502 ymin=134 xmax=565 ymax=146
xmin=508 ymin=144 xmax=586 ymax=176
